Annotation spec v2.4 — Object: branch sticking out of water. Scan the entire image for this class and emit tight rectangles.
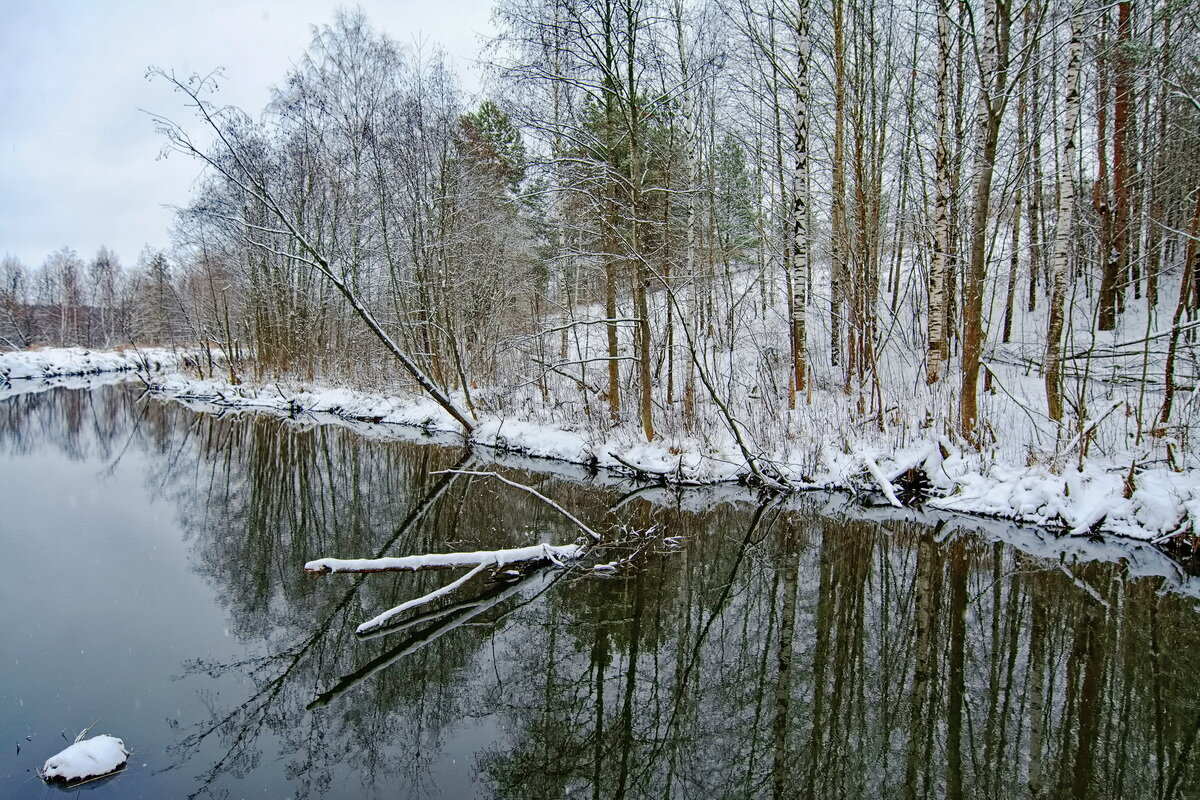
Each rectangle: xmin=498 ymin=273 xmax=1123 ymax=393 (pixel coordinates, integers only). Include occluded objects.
xmin=434 ymin=469 xmax=603 ymax=541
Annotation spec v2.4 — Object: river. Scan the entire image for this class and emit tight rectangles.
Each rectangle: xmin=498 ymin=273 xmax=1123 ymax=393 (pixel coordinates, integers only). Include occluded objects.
xmin=1 ymin=381 xmax=1198 ymax=798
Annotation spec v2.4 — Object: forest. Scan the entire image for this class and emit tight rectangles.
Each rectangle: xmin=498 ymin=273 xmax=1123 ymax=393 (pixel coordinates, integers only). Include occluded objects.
xmin=3 ymin=0 xmax=1199 ymax=494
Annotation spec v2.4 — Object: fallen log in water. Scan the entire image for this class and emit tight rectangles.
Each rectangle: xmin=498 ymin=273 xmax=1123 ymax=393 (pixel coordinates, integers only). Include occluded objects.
xmin=304 ymin=542 xmax=585 ymax=574
xmin=306 ymin=542 xmax=585 ymax=635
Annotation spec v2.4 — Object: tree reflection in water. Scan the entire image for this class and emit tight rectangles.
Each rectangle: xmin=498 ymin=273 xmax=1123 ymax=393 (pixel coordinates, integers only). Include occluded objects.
xmin=2 ymin=383 xmax=1198 ymax=799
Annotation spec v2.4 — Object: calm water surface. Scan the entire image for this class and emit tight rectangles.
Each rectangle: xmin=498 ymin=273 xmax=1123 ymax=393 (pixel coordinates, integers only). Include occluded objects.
xmin=2 ymin=383 xmax=1198 ymax=798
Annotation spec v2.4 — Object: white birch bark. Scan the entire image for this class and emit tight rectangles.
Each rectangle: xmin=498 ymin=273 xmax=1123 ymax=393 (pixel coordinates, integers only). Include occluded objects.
xmin=1044 ymin=0 xmax=1085 ymax=423
xmin=789 ymin=0 xmax=810 ymax=394
xmin=926 ymin=0 xmax=952 ymax=385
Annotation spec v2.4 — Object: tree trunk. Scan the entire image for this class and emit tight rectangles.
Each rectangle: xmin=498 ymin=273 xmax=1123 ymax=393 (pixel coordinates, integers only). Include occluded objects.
xmin=1045 ymin=0 xmax=1085 ymax=424
xmin=830 ymin=0 xmax=847 ymax=373
xmin=789 ymin=0 xmax=811 ymax=394
xmin=1156 ymin=188 xmax=1200 ymax=455
xmin=926 ymin=0 xmax=952 ymax=383
xmin=959 ymin=0 xmax=1011 ymax=441
xmin=1105 ymin=0 xmax=1135 ymax=325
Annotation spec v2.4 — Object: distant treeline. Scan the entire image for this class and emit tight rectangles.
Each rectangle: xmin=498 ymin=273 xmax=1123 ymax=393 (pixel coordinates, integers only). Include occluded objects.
xmin=1 ymin=247 xmax=187 ymax=350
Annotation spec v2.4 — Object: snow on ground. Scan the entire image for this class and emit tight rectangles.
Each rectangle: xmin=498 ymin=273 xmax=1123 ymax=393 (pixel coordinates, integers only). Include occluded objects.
xmin=41 ymin=734 xmax=128 ymax=783
xmin=2 ymin=346 xmax=1198 ymax=545
xmin=0 ymin=347 xmax=187 ymax=381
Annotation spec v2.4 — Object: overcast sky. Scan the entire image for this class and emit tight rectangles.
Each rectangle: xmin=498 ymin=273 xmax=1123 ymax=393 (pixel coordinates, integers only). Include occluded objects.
xmin=0 ymin=0 xmax=495 ymax=271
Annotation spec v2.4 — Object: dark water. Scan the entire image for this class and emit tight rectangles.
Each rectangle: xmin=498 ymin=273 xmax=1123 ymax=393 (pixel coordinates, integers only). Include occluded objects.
xmin=2 ymin=382 xmax=1199 ymax=799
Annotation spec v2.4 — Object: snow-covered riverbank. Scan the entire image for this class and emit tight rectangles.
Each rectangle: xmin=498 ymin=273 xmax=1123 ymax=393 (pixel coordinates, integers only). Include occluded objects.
xmin=3 ymin=346 xmax=1198 ymax=546
xmin=0 ymin=347 xmax=191 ymax=402
xmin=0 ymin=346 xmax=186 ymax=382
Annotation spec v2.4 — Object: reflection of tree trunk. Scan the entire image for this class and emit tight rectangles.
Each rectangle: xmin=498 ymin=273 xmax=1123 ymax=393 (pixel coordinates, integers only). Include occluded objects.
xmin=1028 ymin=564 xmax=1047 ymax=797
xmin=541 ymin=605 xmax=561 ymax=776
xmin=904 ymin=526 xmax=940 ymax=800
xmin=749 ymin=542 xmax=780 ymax=786
xmin=802 ymin=520 xmax=872 ymax=796
xmin=1165 ymin=713 xmax=1200 ymax=800
xmin=615 ymin=569 xmax=645 ymax=798
xmin=945 ymin=537 xmax=968 ymax=800
xmin=592 ymin=614 xmax=610 ymax=800
xmin=832 ymin=523 xmax=872 ymax=793
xmin=658 ymin=499 xmax=776 ymax=770
xmin=983 ymin=543 xmax=1004 ymax=792
xmin=989 ymin=551 xmax=1023 ymax=797
xmin=1150 ymin=593 xmax=1167 ymax=797
xmin=772 ymin=520 xmax=800 ymax=800
xmin=803 ymin=528 xmax=834 ymax=799
xmin=1071 ymin=599 xmax=1107 ymax=799
xmin=664 ymin=526 xmax=693 ymax=789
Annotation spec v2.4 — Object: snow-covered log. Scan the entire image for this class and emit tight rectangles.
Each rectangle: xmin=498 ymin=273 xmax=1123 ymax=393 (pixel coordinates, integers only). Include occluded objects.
xmin=304 ymin=542 xmax=584 ymax=574
xmin=863 ymin=454 xmax=903 ymax=507
xmin=307 ymin=542 xmax=586 ymax=635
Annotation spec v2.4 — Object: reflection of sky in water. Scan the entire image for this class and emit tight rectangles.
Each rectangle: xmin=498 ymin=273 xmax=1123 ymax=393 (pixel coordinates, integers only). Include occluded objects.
xmin=0 ymin=430 xmax=246 ymax=797
xmin=1 ymin=382 xmax=1199 ymax=799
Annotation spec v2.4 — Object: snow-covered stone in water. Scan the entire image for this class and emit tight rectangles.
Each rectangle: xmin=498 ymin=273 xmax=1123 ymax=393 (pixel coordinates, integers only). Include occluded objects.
xmin=42 ymin=734 xmax=128 ymax=783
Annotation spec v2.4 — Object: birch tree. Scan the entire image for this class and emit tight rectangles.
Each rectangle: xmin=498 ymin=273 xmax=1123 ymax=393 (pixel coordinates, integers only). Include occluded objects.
xmin=958 ymin=0 xmax=1013 ymax=441
xmin=789 ymin=0 xmax=811 ymax=397
xmin=925 ymin=0 xmax=952 ymax=385
xmin=1044 ymin=0 xmax=1085 ymax=424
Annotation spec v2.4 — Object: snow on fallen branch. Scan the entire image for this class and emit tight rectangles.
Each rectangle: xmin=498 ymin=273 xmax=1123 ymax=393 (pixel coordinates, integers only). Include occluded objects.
xmin=1058 ymin=399 xmax=1126 ymax=458
xmin=304 ymin=542 xmax=585 ymax=575
xmin=862 ymin=453 xmax=903 ymax=508
xmin=357 ymin=562 xmax=483 ymax=634
xmin=307 ymin=543 xmax=585 ymax=635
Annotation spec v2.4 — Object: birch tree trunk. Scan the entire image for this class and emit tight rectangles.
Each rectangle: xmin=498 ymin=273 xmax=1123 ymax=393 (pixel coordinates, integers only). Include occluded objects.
xmin=674 ymin=0 xmax=699 ymax=420
xmin=789 ymin=0 xmax=811 ymax=395
xmin=926 ymin=0 xmax=952 ymax=384
xmin=1044 ymin=0 xmax=1086 ymax=424
xmin=1026 ymin=1 xmax=1045 ymax=314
